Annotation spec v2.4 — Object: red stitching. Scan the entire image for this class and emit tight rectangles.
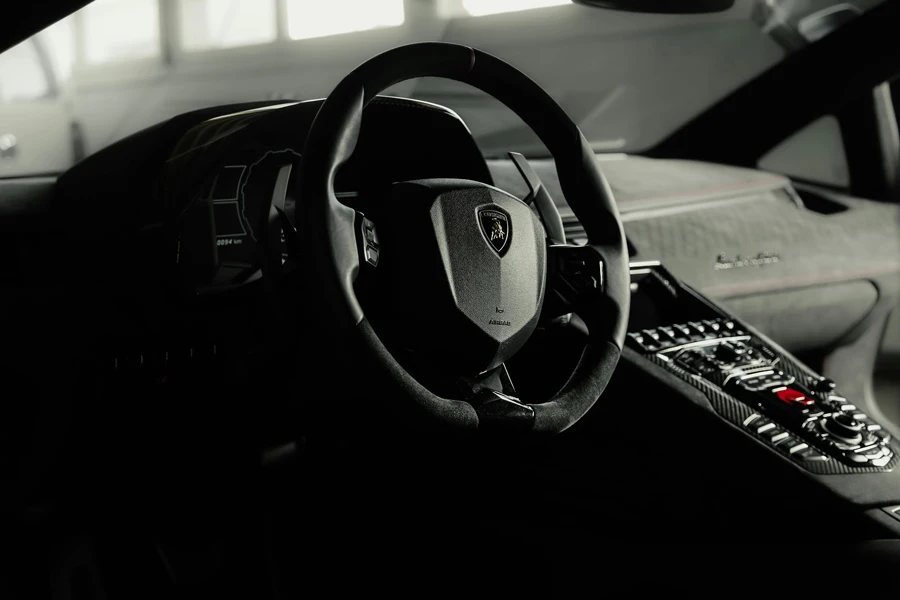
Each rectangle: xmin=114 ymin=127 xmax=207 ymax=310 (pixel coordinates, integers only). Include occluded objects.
xmin=702 ymin=266 xmax=900 ymax=298
xmin=623 ymin=177 xmax=786 ymax=204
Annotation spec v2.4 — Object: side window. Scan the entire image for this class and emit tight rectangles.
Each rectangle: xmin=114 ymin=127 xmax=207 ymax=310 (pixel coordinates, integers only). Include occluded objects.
xmin=758 ymin=115 xmax=850 ymax=188
xmin=0 ymin=40 xmax=50 ymax=102
xmin=0 ymin=38 xmax=72 ymax=175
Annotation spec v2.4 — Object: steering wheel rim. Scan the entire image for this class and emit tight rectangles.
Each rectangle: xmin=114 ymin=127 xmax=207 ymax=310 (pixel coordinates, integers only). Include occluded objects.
xmin=299 ymin=42 xmax=630 ymax=433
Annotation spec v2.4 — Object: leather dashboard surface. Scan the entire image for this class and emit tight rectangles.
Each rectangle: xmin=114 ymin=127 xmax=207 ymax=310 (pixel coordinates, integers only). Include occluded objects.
xmin=488 ymin=156 xmax=900 ymax=352
xmin=489 ymin=156 xmax=792 ymax=225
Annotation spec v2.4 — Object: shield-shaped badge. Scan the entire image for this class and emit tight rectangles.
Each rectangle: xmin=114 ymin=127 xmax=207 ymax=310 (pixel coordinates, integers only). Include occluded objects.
xmin=478 ymin=208 xmax=511 ymax=256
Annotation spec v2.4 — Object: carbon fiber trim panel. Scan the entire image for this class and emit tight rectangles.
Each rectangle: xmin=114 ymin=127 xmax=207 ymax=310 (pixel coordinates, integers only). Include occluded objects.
xmin=644 ymin=353 xmax=898 ymax=475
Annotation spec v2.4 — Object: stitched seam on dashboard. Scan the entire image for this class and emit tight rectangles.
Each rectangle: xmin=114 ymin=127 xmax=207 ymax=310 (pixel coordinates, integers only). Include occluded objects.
xmin=370 ymin=97 xmax=445 ymax=113
xmin=703 ymin=266 xmax=900 ymax=298
xmin=623 ymin=177 xmax=787 ymax=204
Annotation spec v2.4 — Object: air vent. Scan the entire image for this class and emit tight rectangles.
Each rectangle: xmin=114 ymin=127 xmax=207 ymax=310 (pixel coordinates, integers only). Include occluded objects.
xmin=561 ymin=214 xmax=637 ymax=256
xmin=794 ymin=187 xmax=848 ymax=215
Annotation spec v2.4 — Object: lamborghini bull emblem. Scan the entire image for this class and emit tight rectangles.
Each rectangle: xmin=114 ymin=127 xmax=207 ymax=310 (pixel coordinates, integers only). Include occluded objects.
xmin=478 ymin=208 xmax=511 ymax=256
xmin=490 ymin=220 xmax=505 ymax=242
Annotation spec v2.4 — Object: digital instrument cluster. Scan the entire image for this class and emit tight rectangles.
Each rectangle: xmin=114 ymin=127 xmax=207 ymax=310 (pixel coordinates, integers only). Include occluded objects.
xmin=213 ymin=149 xmax=299 ymax=282
xmin=176 ymin=147 xmax=302 ymax=290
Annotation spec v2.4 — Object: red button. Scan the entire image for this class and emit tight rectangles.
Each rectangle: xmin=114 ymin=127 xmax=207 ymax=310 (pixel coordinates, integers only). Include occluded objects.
xmin=776 ymin=388 xmax=814 ymax=406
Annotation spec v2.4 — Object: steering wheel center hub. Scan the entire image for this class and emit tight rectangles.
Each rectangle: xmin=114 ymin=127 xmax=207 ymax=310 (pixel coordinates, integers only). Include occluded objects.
xmin=380 ymin=180 xmax=547 ymax=375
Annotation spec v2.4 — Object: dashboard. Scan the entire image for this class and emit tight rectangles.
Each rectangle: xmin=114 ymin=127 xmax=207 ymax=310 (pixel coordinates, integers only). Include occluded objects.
xmin=7 ymin=89 xmax=900 ymax=546
xmin=47 ymin=93 xmax=900 ymax=406
xmin=48 ymin=91 xmax=900 ymax=368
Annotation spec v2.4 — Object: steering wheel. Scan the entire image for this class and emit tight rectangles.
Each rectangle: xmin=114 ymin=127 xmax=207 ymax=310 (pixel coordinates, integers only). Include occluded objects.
xmin=298 ymin=42 xmax=629 ymax=433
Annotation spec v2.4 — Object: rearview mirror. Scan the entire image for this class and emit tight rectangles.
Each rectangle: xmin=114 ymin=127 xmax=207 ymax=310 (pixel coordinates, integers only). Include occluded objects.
xmin=572 ymin=0 xmax=735 ymax=13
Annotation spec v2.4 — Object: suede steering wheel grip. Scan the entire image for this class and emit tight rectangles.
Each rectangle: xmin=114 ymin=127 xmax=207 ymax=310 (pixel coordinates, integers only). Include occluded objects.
xmin=299 ymin=42 xmax=629 ymax=434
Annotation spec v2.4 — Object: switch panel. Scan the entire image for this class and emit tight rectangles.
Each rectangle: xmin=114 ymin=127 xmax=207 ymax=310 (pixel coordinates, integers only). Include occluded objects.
xmin=628 ymin=318 xmax=894 ymax=469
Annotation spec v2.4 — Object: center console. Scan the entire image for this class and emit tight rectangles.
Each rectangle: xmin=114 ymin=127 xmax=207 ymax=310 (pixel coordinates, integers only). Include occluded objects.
xmin=625 ymin=262 xmax=896 ymax=474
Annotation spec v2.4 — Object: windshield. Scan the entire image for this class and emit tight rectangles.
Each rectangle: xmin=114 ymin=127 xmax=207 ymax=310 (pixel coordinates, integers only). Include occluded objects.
xmin=0 ymin=0 xmax=886 ymax=176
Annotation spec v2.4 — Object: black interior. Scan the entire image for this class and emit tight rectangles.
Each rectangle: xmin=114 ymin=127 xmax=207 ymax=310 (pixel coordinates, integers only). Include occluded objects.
xmin=4 ymin=4 xmax=900 ymax=597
